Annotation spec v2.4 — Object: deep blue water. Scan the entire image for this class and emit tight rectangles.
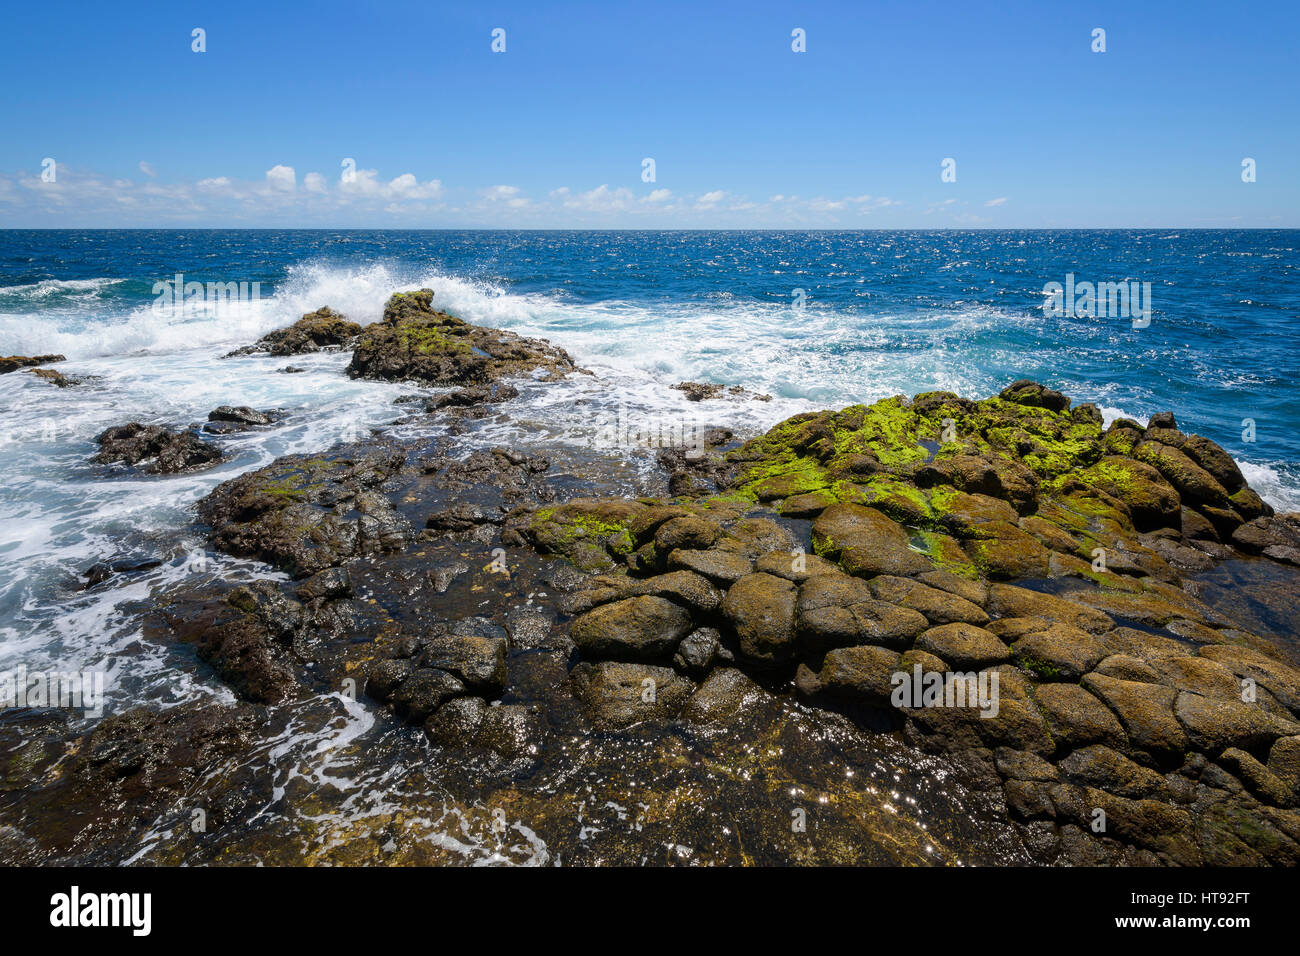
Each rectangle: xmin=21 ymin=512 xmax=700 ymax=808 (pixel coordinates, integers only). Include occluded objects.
xmin=2 ymin=229 xmax=1296 ymax=500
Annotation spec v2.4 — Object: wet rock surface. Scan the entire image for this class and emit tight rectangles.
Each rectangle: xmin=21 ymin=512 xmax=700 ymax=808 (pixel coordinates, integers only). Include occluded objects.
xmin=196 ymin=444 xmax=410 ymax=576
xmin=347 ymin=289 xmax=584 ymax=386
xmin=226 ymin=306 xmax=363 ymax=356
xmin=8 ymin=302 xmax=1300 ymax=869
xmin=26 ymin=367 xmax=80 ymax=387
xmin=93 ymin=422 xmax=224 ymax=474
xmin=672 ymin=380 xmax=772 ymax=402
xmin=0 ymin=353 xmax=64 ymax=374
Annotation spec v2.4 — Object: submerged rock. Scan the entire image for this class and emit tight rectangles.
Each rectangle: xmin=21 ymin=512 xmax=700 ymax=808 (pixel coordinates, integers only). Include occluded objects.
xmin=672 ymin=381 xmax=772 ymax=402
xmin=203 ymin=405 xmax=279 ymax=434
xmin=570 ymin=661 xmax=696 ymax=728
xmin=27 ymin=367 xmax=79 ymax=387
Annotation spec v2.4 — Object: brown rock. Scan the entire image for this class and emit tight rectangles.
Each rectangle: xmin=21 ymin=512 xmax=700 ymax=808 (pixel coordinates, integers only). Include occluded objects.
xmin=795 ymin=573 xmax=929 ymax=653
xmin=810 ymin=503 xmax=931 ymax=577
xmin=721 ymin=572 xmax=798 ymax=665
xmin=569 ymin=595 xmax=694 ymax=661
xmin=1081 ymin=673 xmax=1188 ymax=757
xmin=666 ymin=548 xmax=753 ymax=585
xmin=915 ymin=622 xmax=1010 ymax=669
xmin=867 ymin=575 xmax=990 ymax=626
xmin=1174 ymin=691 xmax=1299 ymax=754
xmin=986 ymin=584 xmax=1114 ymax=635
xmin=1033 ymin=682 xmax=1127 ymax=750
xmin=569 ymin=661 xmax=695 ymax=728
xmin=1011 ymin=623 xmax=1111 ymax=681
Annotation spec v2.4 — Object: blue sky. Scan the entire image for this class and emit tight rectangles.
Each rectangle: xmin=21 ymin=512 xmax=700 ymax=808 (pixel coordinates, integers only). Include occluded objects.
xmin=1 ymin=0 xmax=1297 ymax=227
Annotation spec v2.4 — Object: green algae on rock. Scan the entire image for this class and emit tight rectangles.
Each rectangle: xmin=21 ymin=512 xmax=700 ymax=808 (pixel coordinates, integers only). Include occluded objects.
xmin=348 ymin=289 xmax=584 ymax=386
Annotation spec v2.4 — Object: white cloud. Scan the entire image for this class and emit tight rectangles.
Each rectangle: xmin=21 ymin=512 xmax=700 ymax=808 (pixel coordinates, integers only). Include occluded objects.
xmin=0 ymin=165 xmax=907 ymax=227
xmin=339 ymin=168 xmax=442 ymax=200
xmin=389 ymin=173 xmax=443 ymax=199
xmin=266 ymin=165 xmax=296 ymax=191
xmin=561 ymin=184 xmax=635 ymax=213
xmin=984 ymin=197 xmax=1008 ymax=207
xmin=138 ymin=161 xmax=156 ymax=178
xmin=809 ymin=197 xmax=845 ymax=212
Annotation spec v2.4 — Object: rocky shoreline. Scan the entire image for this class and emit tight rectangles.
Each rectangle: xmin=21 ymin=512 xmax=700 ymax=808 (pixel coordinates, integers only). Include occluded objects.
xmin=3 ymin=290 xmax=1300 ymax=866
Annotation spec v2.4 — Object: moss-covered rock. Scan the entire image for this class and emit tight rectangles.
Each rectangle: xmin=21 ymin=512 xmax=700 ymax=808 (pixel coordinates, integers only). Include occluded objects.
xmin=721 ymin=572 xmax=798 ymax=665
xmin=570 ymin=595 xmax=694 ymax=661
xmin=795 ymin=572 xmax=929 ymax=653
xmin=348 ymin=289 xmax=581 ymax=386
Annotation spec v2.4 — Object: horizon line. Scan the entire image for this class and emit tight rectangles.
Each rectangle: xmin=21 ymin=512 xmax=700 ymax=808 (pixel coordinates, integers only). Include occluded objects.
xmin=2 ymin=226 xmax=1297 ymax=232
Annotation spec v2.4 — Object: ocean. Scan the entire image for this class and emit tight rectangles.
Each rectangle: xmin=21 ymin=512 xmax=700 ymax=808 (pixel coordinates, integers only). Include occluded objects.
xmin=0 ymin=229 xmax=1297 ymax=861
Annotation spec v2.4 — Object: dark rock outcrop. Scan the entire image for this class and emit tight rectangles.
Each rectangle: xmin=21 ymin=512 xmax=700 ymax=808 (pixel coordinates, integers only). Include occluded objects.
xmin=93 ymin=423 xmax=223 ymax=474
xmin=226 ymin=307 xmax=363 ymax=357
xmin=347 ymin=289 xmax=582 ymax=386
xmin=0 ymin=354 xmax=64 ymax=374
xmin=196 ymin=447 xmax=408 ymax=576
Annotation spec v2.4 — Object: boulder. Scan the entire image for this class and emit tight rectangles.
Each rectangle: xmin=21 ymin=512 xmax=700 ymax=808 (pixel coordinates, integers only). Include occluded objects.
xmin=1134 ymin=440 xmax=1231 ymax=507
xmin=721 ymin=572 xmax=798 ymax=665
xmin=1010 ymin=623 xmax=1111 ymax=680
xmin=1080 ymin=674 xmax=1188 ymax=757
xmin=1058 ymin=745 xmax=1168 ymax=799
xmin=198 ymin=449 xmax=409 ymax=577
xmin=999 ymin=379 xmax=1070 ymax=413
xmin=348 ymin=290 xmax=579 ymax=386
xmin=867 ymin=574 xmax=990 ymax=625
xmin=810 ymin=503 xmax=931 ymax=577
xmin=94 ymin=423 xmax=223 ymax=475
xmin=0 ymin=353 xmax=65 ymax=374
xmin=419 ymin=633 xmax=508 ymax=694
xmin=226 ymin=307 xmax=362 ymax=356
xmin=666 ymin=548 xmax=754 ymax=585
xmin=682 ymin=668 xmax=765 ymax=723
xmin=1032 ymin=682 xmax=1127 ymax=750
xmin=795 ymin=573 xmax=928 ymax=653
xmin=569 ymin=595 xmax=693 ymax=661
xmin=653 ymin=515 xmax=722 ymax=552
xmin=986 ymin=584 xmax=1114 ymax=635
xmin=569 ymin=661 xmax=695 ymax=728
xmin=1174 ymin=692 xmax=1299 ymax=754
xmin=817 ymin=645 xmax=903 ymax=706
xmin=672 ymin=627 xmax=722 ymax=678
xmin=914 ymin=622 xmax=1011 ymax=669
xmin=631 ymin=570 xmax=723 ymax=614
xmin=389 ymin=668 xmax=467 ymax=723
